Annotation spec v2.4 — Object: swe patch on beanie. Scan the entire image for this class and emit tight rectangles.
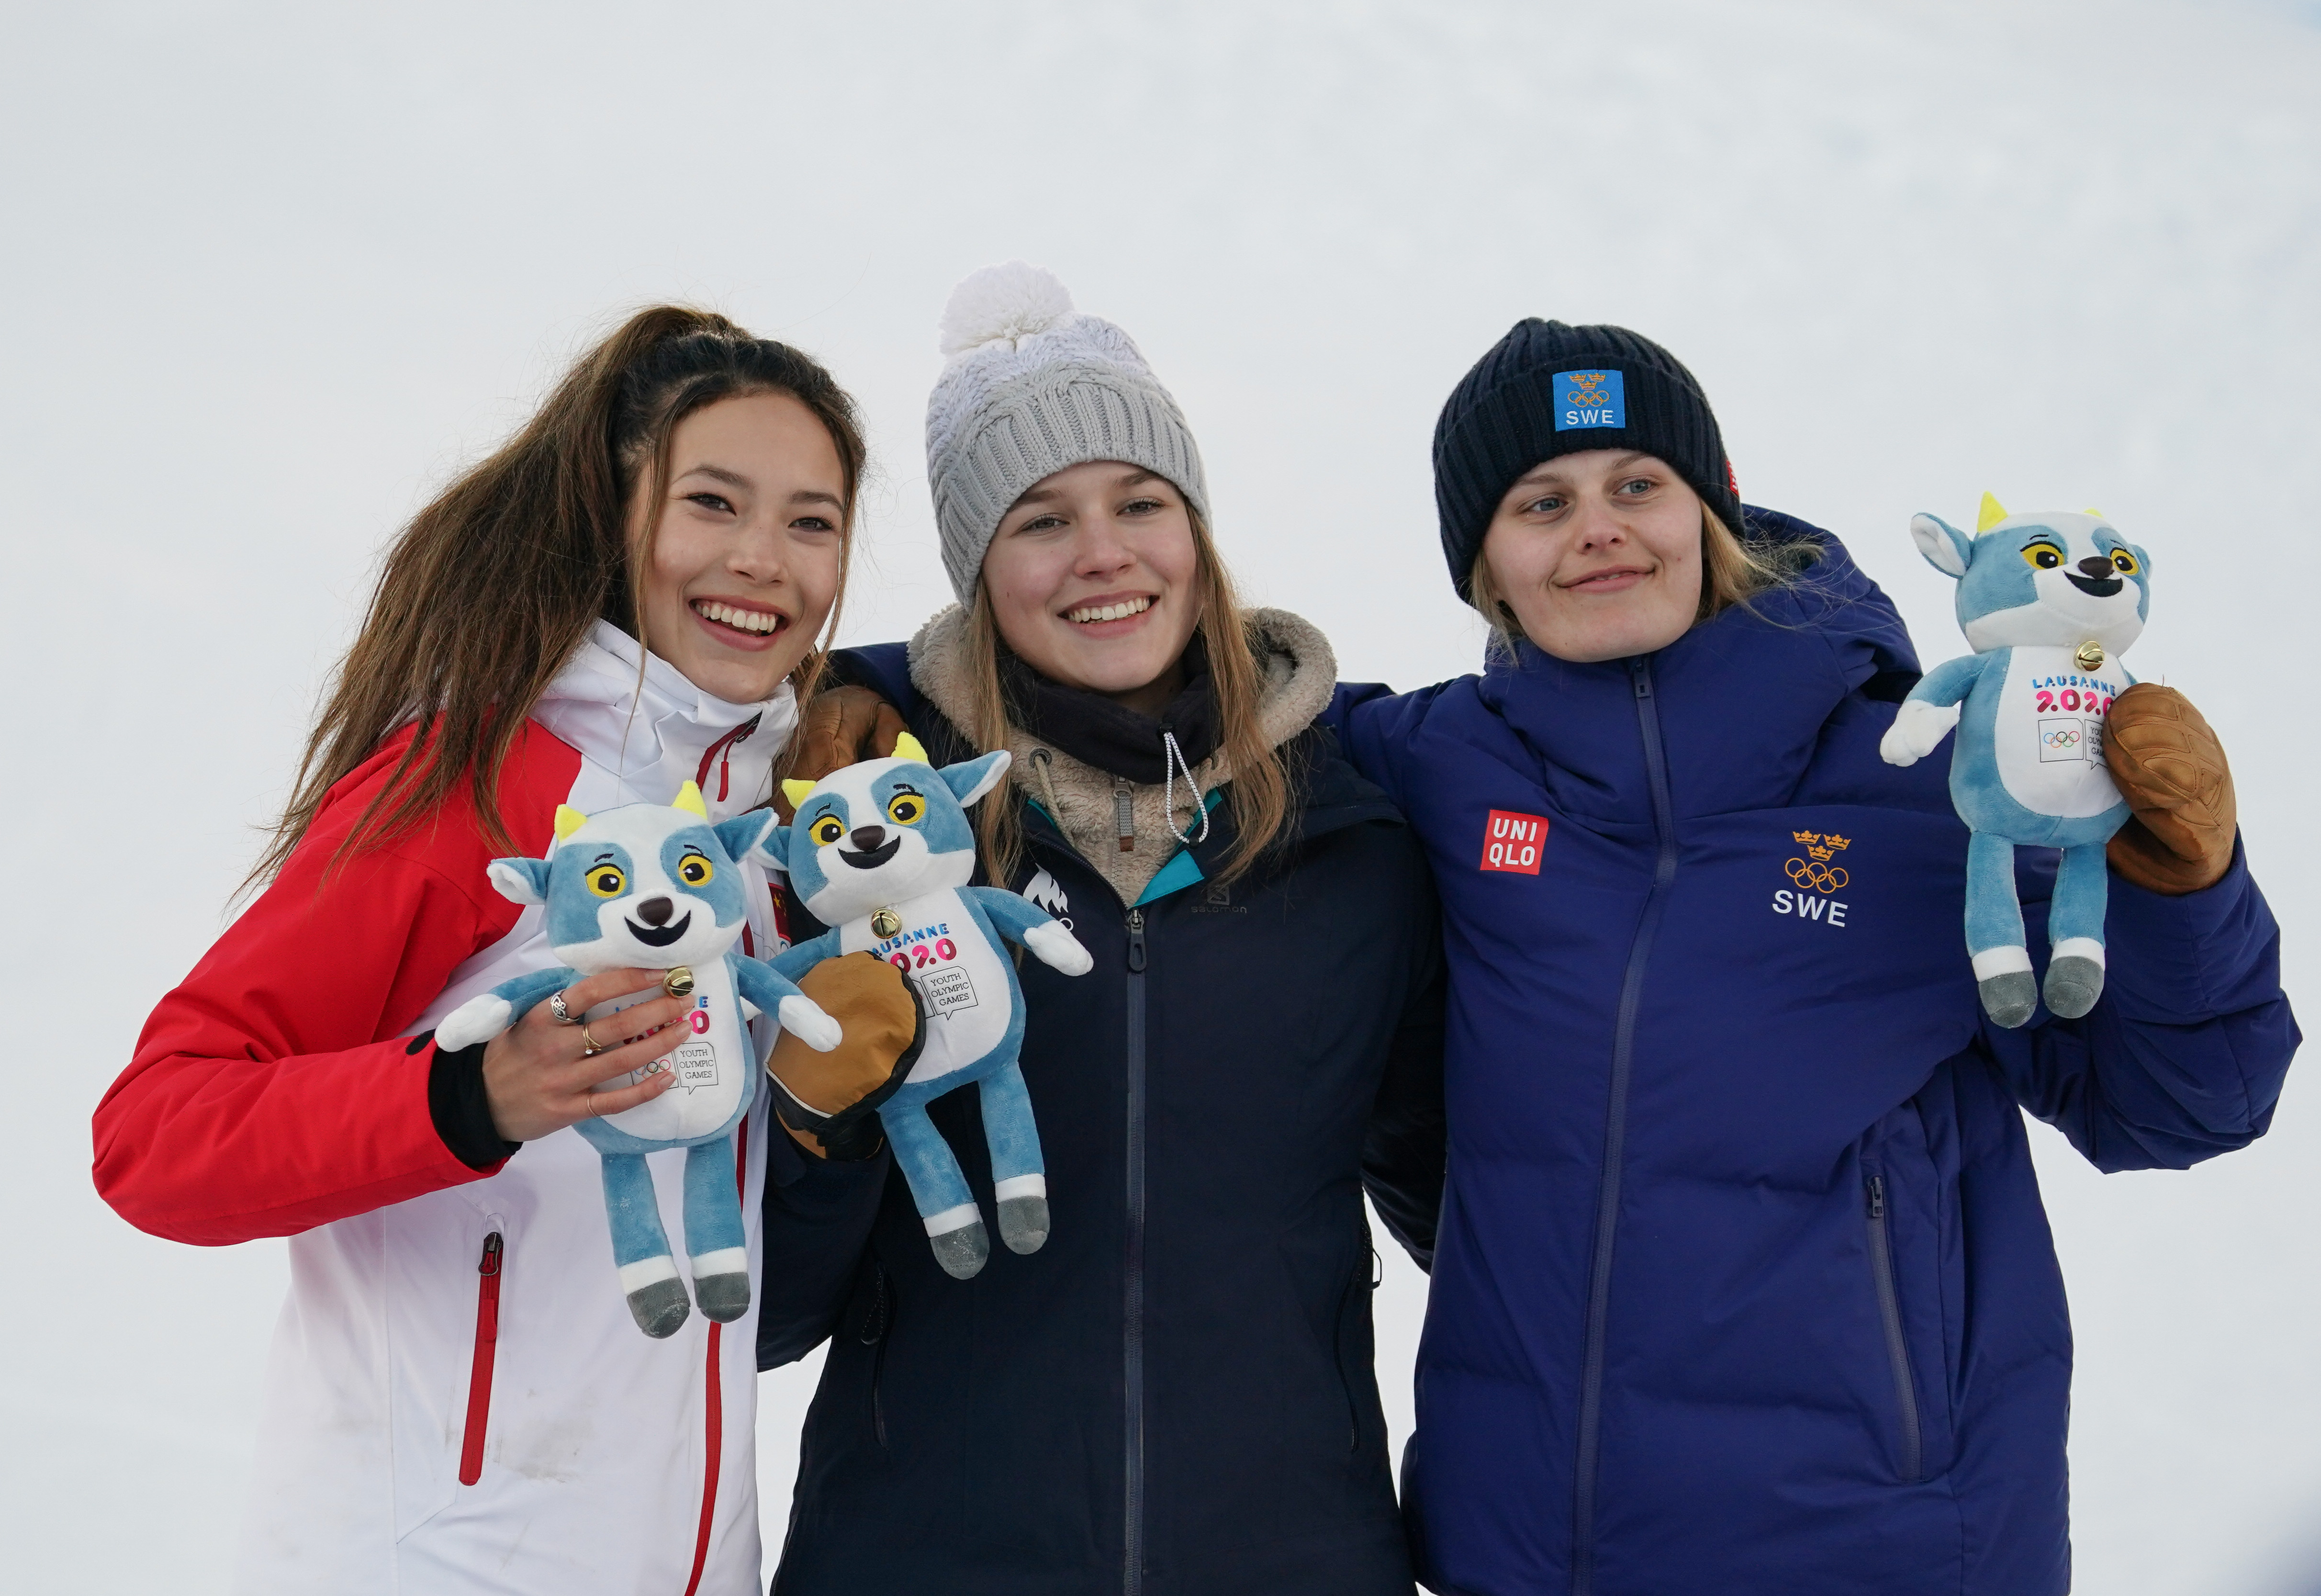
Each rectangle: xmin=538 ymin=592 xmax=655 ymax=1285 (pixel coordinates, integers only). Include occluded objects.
xmin=1553 ymin=370 xmax=1626 ymax=431
xmin=1431 ymin=319 xmax=1743 ymax=599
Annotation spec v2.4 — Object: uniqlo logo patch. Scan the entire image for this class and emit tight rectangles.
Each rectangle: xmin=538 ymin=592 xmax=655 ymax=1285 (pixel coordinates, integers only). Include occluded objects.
xmin=1480 ymin=809 xmax=1548 ymax=874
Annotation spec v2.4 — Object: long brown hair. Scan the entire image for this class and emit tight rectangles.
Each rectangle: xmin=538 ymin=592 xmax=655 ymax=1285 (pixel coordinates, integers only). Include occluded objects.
xmin=961 ymin=509 xmax=1293 ymax=888
xmin=251 ymin=306 xmax=867 ymax=887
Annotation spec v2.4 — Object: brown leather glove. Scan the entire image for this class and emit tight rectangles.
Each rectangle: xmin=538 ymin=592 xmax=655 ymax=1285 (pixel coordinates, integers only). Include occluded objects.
xmin=766 ymin=953 xmax=922 ymax=1158
xmin=2104 ymin=683 xmax=2237 ymax=895
xmin=780 ymin=687 xmax=909 ymax=818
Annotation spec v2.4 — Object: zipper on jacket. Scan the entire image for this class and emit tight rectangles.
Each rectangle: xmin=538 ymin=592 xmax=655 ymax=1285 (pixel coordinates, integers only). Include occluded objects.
xmin=1864 ymin=1173 xmax=1925 ymax=1483
xmin=1329 ymin=1236 xmax=1385 ymax=1453
xmin=682 ymin=1116 xmax=747 ymax=1596
xmin=1123 ymin=906 xmax=1149 ymax=1596
xmin=862 ymin=1259 xmax=892 ymax=1448
xmin=1332 ymin=1258 xmax=1362 ymax=1451
xmin=457 ymin=1231 xmax=504 ymax=1486
xmin=1571 ymin=660 xmax=1680 ymax=1596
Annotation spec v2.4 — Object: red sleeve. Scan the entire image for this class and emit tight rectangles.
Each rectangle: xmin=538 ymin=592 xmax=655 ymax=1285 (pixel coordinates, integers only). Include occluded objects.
xmin=93 ymin=721 xmax=583 ymax=1245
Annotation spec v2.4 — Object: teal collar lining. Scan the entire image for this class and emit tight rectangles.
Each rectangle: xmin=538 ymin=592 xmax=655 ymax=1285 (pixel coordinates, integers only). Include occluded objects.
xmin=1022 ymin=789 xmax=1225 ymax=907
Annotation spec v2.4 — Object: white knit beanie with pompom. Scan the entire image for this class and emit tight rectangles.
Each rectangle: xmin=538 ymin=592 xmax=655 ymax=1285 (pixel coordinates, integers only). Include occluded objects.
xmin=923 ymin=262 xmax=1209 ymax=605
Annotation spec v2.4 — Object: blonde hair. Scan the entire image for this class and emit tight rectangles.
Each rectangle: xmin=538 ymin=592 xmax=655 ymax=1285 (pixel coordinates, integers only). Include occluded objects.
xmin=1469 ymin=503 xmax=1791 ymax=657
xmin=960 ymin=508 xmax=1293 ymax=888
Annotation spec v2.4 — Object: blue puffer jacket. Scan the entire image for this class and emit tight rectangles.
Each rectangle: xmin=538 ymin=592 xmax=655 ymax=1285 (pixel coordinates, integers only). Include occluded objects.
xmin=1334 ymin=513 xmax=2299 ymax=1596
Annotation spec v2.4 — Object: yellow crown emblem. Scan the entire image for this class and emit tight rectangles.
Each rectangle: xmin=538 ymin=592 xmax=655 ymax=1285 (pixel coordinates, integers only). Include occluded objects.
xmin=1792 ymin=830 xmax=1851 ymax=863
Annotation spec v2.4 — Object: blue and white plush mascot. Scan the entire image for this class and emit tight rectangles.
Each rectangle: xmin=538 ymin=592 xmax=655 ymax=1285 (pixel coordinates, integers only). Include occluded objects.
xmin=770 ymin=733 xmax=1093 ymax=1280
xmin=435 ymin=781 xmax=841 ymax=1337
xmin=1881 ymin=494 xmax=2152 ymax=1027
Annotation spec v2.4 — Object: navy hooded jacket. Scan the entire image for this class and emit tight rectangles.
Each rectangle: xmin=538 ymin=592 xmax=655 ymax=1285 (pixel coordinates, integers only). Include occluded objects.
xmin=1333 ymin=514 xmax=2298 ymax=1596
xmin=765 ymin=641 xmax=1448 ymax=1596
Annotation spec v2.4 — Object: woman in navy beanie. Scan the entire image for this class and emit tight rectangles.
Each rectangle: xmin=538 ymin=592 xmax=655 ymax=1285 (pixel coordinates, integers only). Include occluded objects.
xmin=1333 ymin=318 xmax=2298 ymax=1595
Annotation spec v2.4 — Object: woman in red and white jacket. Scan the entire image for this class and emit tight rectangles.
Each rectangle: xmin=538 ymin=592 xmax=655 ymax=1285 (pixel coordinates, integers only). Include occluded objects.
xmin=94 ymin=308 xmax=906 ymax=1596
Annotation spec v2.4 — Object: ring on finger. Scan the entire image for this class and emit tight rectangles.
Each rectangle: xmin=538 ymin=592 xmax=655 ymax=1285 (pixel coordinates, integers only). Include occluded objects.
xmin=586 ymin=1091 xmax=602 ymax=1118
xmin=548 ymin=990 xmax=582 ymax=1025
xmin=579 ymin=1022 xmax=605 ymax=1057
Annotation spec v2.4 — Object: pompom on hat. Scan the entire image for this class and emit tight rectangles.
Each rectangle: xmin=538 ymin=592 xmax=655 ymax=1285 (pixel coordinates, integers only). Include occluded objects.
xmin=924 ymin=262 xmax=1209 ymax=606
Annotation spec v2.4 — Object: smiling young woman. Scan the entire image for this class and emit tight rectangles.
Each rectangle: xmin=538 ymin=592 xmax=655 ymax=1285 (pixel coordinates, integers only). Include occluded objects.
xmin=95 ymin=307 xmax=915 ymax=1596
xmin=953 ymin=457 xmax=1292 ymax=893
xmin=1465 ymin=447 xmax=1789 ymax=661
xmin=1330 ymin=317 xmax=2294 ymax=1596
xmin=629 ymin=387 xmax=851 ymax=706
xmin=768 ymin=266 xmax=1442 ymax=1596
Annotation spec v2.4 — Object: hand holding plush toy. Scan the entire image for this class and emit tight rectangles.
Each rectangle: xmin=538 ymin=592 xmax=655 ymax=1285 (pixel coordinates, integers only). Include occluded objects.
xmin=2101 ymin=684 xmax=2238 ymax=895
xmin=1881 ymin=495 xmax=2150 ymax=1027
xmin=435 ymin=781 xmax=839 ymax=1337
xmin=767 ymin=733 xmax=1093 ymax=1280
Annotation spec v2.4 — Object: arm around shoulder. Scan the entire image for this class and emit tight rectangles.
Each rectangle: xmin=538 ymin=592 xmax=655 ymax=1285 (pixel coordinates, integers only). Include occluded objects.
xmin=1327 ymin=681 xmax=1441 ymax=809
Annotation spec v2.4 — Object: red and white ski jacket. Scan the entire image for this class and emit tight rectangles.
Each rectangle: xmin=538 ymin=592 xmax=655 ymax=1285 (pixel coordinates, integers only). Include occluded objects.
xmin=96 ymin=623 xmax=822 ymax=1596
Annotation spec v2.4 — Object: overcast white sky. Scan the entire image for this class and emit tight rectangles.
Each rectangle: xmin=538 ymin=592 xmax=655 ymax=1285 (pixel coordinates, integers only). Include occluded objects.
xmin=5 ymin=2 xmax=2318 ymax=1591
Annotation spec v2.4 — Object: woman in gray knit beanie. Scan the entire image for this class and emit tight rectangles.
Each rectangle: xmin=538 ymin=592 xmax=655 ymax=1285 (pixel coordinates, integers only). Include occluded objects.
xmin=769 ymin=264 xmax=1444 ymax=1596
xmin=918 ymin=260 xmax=1292 ymax=894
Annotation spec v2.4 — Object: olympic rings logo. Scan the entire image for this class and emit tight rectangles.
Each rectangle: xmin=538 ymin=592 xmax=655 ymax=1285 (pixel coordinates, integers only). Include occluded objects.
xmin=1785 ymin=856 xmax=1849 ymax=894
xmin=2042 ymin=727 xmax=2081 ymax=750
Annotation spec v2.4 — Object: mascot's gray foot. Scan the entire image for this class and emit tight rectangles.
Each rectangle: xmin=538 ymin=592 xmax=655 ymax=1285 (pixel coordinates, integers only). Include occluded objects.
xmin=931 ymin=1219 xmax=990 ymax=1280
xmin=693 ymin=1270 xmax=751 ymax=1324
xmin=626 ymin=1276 xmax=693 ymax=1338
xmin=2043 ymin=955 xmax=2105 ymax=1020
xmin=997 ymin=1195 xmax=1050 ymax=1256
xmin=1977 ymin=971 xmax=2038 ymax=1029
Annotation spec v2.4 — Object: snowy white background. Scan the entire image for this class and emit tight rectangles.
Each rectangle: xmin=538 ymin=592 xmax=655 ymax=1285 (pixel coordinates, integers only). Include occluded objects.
xmin=4 ymin=1 xmax=2317 ymax=1590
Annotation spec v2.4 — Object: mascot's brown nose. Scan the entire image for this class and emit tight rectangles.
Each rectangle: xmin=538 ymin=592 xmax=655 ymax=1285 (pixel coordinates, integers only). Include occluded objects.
xmin=635 ymin=896 xmax=675 ymax=927
xmin=850 ymin=825 xmax=887 ymax=851
xmin=2078 ymin=556 xmax=2115 ymax=577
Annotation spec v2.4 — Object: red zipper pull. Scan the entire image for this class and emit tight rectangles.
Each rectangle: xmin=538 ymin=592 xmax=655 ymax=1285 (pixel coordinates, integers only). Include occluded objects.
xmin=460 ymin=1231 xmax=505 ymax=1485
xmin=693 ymin=715 xmax=762 ymax=806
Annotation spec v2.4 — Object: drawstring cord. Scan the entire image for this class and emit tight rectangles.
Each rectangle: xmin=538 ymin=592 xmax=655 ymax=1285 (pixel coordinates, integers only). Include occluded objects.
xmin=1162 ymin=730 xmax=1211 ymax=847
xmin=694 ymin=714 xmax=762 ymax=803
xmin=1027 ymin=738 xmax=1210 ymax=854
xmin=1029 ymin=747 xmax=1079 ymax=848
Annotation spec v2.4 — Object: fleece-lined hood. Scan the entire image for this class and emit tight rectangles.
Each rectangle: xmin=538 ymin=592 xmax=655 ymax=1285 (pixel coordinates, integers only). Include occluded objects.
xmin=904 ymin=605 xmax=1337 ymax=901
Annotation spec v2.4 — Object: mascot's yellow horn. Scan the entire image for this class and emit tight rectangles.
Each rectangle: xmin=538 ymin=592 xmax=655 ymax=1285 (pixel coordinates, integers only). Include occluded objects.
xmin=672 ymin=780 xmax=709 ymax=819
xmin=1976 ymin=492 xmax=2010 ymax=533
xmin=2083 ymin=507 xmax=2107 ymax=518
xmin=778 ymin=732 xmax=930 ymax=817
xmin=553 ymin=804 xmax=588 ymax=841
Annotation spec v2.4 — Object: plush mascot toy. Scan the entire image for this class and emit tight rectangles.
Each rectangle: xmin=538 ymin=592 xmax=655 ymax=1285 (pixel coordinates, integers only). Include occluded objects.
xmin=768 ymin=733 xmax=1093 ymax=1280
xmin=435 ymin=781 xmax=842 ymax=1337
xmin=1881 ymin=494 xmax=2152 ymax=1027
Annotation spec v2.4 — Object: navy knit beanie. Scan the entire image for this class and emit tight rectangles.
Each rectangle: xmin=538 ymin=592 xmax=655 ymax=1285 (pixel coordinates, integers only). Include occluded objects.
xmin=1433 ymin=320 xmax=1743 ymax=600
